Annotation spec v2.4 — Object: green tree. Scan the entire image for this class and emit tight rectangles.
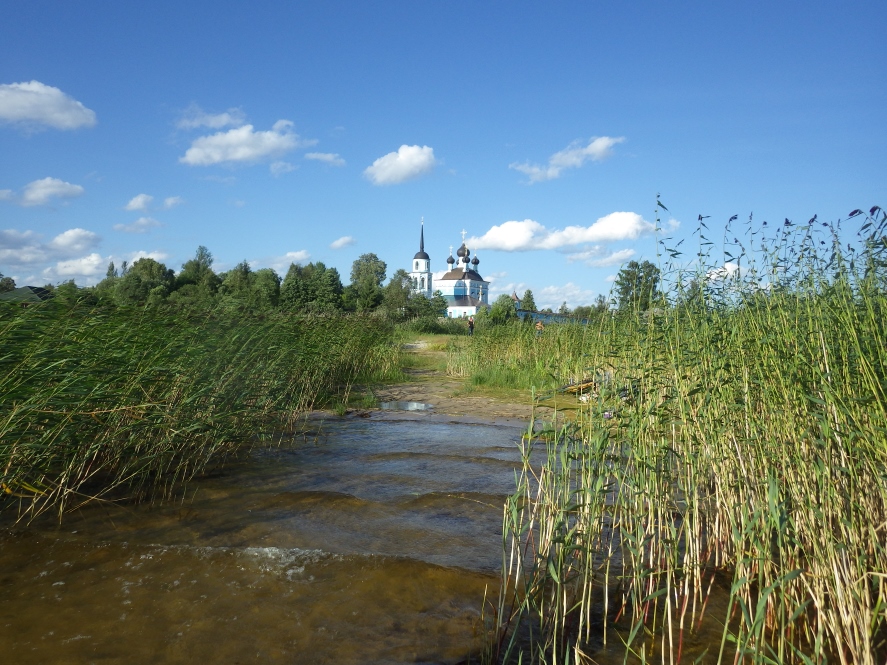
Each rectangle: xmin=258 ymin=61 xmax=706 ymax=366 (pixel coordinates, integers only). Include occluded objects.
xmin=115 ymin=257 xmax=175 ymax=306
xmin=348 ymin=253 xmax=386 ymax=312
xmin=280 ymin=261 xmax=343 ymax=312
xmin=176 ymin=246 xmax=220 ymax=292
xmin=382 ymin=269 xmax=412 ymax=317
xmin=489 ymin=293 xmax=518 ymax=324
xmin=218 ymin=261 xmax=281 ymax=311
xmin=520 ymin=289 xmax=537 ymax=312
xmin=0 ymin=271 xmax=15 ymax=293
xmin=614 ymin=260 xmax=661 ymax=311
xmin=558 ymin=301 xmax=570 ymax=315
xmin=252 ymin=268 xmax=281 ymax=309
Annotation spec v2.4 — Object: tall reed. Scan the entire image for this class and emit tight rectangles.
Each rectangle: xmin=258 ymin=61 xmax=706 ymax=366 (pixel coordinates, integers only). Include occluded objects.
xmin=477 ymin=208 xmax=887 ymax=663
xmin=0 ymin=303 xmax=400 ymax=520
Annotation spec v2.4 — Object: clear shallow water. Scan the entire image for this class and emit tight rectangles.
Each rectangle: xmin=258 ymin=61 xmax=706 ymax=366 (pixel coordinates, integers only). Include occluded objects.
xmin=0 ymin=419 xmax=526 ymax=664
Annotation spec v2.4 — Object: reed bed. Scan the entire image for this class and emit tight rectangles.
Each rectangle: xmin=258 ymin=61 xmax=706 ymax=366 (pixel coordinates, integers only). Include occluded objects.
xmin=471 ymin=209 xmax=887 ymax=663
xmin=0 ymin=303 xmax=400 ymax=520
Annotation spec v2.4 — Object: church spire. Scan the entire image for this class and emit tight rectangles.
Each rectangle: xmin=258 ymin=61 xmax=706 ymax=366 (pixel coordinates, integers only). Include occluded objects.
xmin=419 ymin=217 xmax=425 ymax=253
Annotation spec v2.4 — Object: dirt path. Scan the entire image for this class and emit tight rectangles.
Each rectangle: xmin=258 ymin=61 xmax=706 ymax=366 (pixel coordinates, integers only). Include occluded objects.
xmin=367 ymin=340 xmax=553 ymax=426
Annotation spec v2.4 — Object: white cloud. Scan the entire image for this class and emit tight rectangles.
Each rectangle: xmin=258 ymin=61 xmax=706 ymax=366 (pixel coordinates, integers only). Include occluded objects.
xmin=605 ymin=275 xmax=617 ymax=282
xmin=330 ymin=236 xmax=354 ymax=250
xmin=666 ymin=218 xmax=681 ymax=231
xmin=180 ymin=120 xmax=314 ymax=166
xmin=306 ymin=152 xmax=346 ymax=167
xmin=266 ymin=250 xmax=311 ymax=272
xmin=469 ymin=212 xmax=654 ymax=252
xmin=0 ymin=189 xmax=13 ymax=201
xmin=20 ymin=177 xmax=84 ymax=207
xmin=0 ymin=81 xmax=96 ymax=130
xmin=114 ymin=217 xmax=163 ymax=234
xmin=125 ymin=193 xmax=153 ymax=211
xmin=163 ymin=196 xmax=184 ymax=209
xmin=566 ymin=247 xmax=635 ymax=267
xmin=176 ymin=104 xmax=246 ymax=130
xmin=363 ymin=145 xmax=436 ymax=185
xmin=129 ymin=250 xmax=169 ymax=263
xmin=270 ymin=160 xmax=296 ymax=176
xmin=48 ymin=228 xmax=100 ymax=254
xmin=510 ymin=136 xmax=625 ymax=183
xmin=52 ymin=253 xmax=105 ymax=278
xmin=706 ymin=262 xmax=741 ymax=281
xmin=3 ymin=227 xmax=104 ymax=284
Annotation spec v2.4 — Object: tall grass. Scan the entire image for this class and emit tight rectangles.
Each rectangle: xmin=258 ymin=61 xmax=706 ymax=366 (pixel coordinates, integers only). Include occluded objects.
xmin=473 ymin=208 xmax=887 ymax=663
xmin=0 ymin=303 xmax=400 ymax=520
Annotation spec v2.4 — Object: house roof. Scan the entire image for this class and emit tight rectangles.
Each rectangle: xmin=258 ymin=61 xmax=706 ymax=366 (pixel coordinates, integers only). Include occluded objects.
xmin=0 ymin=286 xmax=53 ymax=303
xmin=438 ymin=268 xmax=486 ymax=282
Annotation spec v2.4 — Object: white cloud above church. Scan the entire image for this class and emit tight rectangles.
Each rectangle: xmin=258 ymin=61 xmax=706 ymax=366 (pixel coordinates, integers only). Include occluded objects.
xmin=180 ymin=120 xmax=315 ymax=166
xmin=363 ymin=145 xmax=436 ymax=185
xmin=468 ymin=212 xmax=654 ymax=252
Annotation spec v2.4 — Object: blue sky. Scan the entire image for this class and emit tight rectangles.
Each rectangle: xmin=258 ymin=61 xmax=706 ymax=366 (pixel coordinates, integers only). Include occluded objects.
xmin=1 ymin=1 xmax=884 ymax=309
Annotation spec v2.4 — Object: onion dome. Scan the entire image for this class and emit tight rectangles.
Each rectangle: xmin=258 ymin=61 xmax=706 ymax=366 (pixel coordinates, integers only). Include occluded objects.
xmin=446 ymin=255 xmax=455 ymax=265
xmin=471 ymin=256 xmax=479 ymax=267
xmin=413 ymin=223 xmax=430 ymax=260
xmin=456 ymin=243 xmax=469 ymax=258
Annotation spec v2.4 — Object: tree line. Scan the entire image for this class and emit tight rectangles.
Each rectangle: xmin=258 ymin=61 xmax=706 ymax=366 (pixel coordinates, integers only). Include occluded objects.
xmin=2 ymin=249 xmax=663 ymax=320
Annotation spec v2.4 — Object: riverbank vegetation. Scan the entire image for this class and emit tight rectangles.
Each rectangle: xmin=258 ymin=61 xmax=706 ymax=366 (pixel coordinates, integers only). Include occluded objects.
xmin=469 ymin=208 xmax=887 ymax=663
xmin=0 ymin=301 xmax=401 ymax=521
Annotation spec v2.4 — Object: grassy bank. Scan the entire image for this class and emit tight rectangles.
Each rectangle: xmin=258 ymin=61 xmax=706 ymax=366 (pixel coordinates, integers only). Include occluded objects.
xmin=0 ymin=303 xmax=400 ymax=520
xmin=471 ymin=210 xmax=887 ymax=663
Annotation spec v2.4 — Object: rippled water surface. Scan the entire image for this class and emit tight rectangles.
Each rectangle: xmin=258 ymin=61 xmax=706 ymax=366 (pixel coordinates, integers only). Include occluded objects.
xmin=0 ymin=418 xmax=527 ymax=664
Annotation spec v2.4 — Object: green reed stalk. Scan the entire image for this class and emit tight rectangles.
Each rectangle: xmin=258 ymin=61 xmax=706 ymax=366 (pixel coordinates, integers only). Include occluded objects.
xmin=478 ymin=208 xmax=887 ymax=663
xmin=0 ymin=304 xmax=400 ymax=520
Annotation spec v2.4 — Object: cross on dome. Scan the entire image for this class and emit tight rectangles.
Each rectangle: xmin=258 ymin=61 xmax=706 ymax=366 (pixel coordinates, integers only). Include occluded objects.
xmin=460 ymin=229 xmax=467 ymax=241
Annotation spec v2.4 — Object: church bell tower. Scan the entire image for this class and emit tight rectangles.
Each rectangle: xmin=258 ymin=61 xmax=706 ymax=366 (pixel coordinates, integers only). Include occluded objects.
xmin=409 ymin=219 xmax=433 ymax=297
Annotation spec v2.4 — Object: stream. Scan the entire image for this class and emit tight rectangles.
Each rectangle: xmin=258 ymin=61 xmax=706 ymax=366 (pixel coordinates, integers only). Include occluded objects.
xmin=1 ymin=416 xmax=529 ymax=664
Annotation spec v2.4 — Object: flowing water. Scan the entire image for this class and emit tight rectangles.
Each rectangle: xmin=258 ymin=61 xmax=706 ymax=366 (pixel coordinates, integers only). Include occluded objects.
xmin=0 ymin=417 xmax=529 ymax=664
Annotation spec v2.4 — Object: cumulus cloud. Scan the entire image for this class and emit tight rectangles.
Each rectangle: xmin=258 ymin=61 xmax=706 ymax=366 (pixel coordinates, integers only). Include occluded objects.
xmin=266 ymin=250 xmax=311 ymax=273
xmin=128 ymin=250 xmax=169 ymax=263
xmin=1 ymin=227 xmax=103 ymax=282
xmin=270 ymin=160 xmax=296 ymax=176
xmin=306 ymin=152 xmax=346 ymax=167
xmin=510 ymin=136 xmax=625 ymax=183
xmin=566 ymin=247 xmax=635 ymax=267
xmin=125 ymin=193 xmax=153 ymax=211
xmin=20 ymin=177 xmax=84 ymax=207
xmin=114 ymin=217 xmax=163 ymax=234
xmin=180 ymin=120 xmax=314 ymax=166
xmin=52 ymin=253 xmax=105 ymax=278
xmin=469 ymin=212 xmax=654 ymax=252
xmin=330 ymin=236 xmax=354 ymax=250
xmin=363 ymin=145 xmax=436 ymax=185
xmin=163 ymin=196 xmax=184 ymax=209
xmin=48 ymin=228 xmax=101 ymax=254
xmin=0 ymin=81 xmax=96 ymax=130
xmin=176 ymin=103 xmax=246 ymax=130
xmin=706 ymin=262 xmax=741 ymax=281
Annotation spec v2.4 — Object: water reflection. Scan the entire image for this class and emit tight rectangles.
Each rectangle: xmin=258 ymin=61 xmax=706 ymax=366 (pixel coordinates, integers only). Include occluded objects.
xmin=0 ymin=419 xmax=523 ymax=664
xmin=379 ymin=401 xmax=434 ymax=411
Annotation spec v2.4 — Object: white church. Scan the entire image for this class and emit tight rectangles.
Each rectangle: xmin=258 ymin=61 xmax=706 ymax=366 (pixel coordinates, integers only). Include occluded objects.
xmin=408 ymin=221 xmax=490 ymax=318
